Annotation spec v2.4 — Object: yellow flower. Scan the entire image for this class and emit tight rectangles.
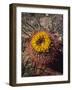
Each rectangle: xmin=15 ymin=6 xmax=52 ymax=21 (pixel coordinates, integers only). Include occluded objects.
xmin=31 ymin=31 xmax=51 ymax=52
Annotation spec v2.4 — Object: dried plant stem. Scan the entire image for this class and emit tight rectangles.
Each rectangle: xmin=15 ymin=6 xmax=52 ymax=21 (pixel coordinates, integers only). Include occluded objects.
xmin=25 ymin=22 xmax=36 ymax=30
xmin=22 ymin=29 xmax=31 ymax=37
xmin=22 ymin=26 xmax=33 ymax=32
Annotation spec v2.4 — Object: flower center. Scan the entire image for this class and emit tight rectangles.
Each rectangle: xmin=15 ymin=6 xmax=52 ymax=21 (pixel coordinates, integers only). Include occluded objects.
xmin=31 ymin=31 xmax=51 ymax=52
xmin=36 ymin=37 xmax=45 ymax=45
